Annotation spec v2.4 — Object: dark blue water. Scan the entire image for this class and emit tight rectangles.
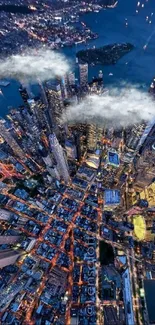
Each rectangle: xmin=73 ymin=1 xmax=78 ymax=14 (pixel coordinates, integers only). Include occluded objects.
xmin=0 ymin=0 xmax=155 ymax=117
xmin=63 ymin=0 xmax=155 ymax=85
xmin=0 ymin=5 xmax=33 ymax=14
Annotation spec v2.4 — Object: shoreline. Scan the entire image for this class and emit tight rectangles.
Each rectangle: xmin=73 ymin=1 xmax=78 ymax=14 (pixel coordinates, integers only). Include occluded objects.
xmin=77 ymin=43 xmax=134 ymax=66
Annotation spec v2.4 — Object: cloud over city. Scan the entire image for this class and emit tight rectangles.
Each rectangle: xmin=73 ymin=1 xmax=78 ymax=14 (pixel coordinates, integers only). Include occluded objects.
xmin=62 ymin=85 xmax=155 ymax=127
xmin=0 ymin=48 xmax=70 ymax=82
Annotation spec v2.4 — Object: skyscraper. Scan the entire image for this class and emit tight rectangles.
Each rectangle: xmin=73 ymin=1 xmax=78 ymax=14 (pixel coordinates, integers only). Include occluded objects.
xmin=68 ymin=72 xmax=76 ymax=86
xmin=125 ymin=123 xmax=146 ymax=152
xmin=38 ymin=144 xmax=53 ymax=168
xmin=19 ymin=85 xmax=30 ymax=105
xmin=45 ymin=81 xmax=64 ymax=127
xmin=37 ymin=79 xmax=48 ymax=106
xmin=20 ymin=81 xmax=34 ymax=100
xmin=0 ymin=249 xmax=22 ymax=268
xmin=136 ymin=119 xmax=155 ymax=154
xmin=38 ymin=143 xmax=60 ymax=178
xmin=87 ymin=124 xmax=97 ymax=152
xmin=60 ymin=76 xmax=68 ymax=99
xmin=49 ymin=133 xmax=70 ymax=184
xmin=0 ymin=119 xmax=25 ymax=160
xmin=79 ymin=63 xmax=88 ymax=86
xmin=88 ymin=77 xmax=104 ymax=94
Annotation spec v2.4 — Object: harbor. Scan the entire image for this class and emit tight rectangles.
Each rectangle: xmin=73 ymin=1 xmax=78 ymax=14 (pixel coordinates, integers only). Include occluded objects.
xmin=0 ymin=0 xmax=155 ymax=116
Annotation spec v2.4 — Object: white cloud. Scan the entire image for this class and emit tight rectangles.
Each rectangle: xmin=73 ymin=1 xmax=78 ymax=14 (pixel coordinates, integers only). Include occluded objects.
xmin=62 ymin=85 xmax=155 ymax=127
xmin=0 ymin=48 xmax=70 ymax=82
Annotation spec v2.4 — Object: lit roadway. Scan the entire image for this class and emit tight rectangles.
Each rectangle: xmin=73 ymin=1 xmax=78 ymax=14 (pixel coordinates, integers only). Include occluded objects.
xmin=127 ymin=247 xmax=143 ymax=325
xmin=5 ymin=186 xmax=139 ymax=325
xmin=0 ymin=162 xmax=24 ymax=180
xmin=0 ymin=150 xmax=142 ymax=325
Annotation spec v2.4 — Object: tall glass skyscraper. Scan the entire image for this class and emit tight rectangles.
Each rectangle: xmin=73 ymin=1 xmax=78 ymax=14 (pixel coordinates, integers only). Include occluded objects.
xmin=0 ymin=119 xmax=26 ymax=160
xmin=79 ymin=63 xmax=88 ymax=86
xmin=49 ymin=133 xmax=70 ymax=184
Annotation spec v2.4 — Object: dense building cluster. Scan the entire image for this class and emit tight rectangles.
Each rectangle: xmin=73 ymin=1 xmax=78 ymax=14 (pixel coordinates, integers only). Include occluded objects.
xmin=0 ymin=0 xmax=117 ymax=56
xmin=0 ymin=58 xmax=155 ymax=325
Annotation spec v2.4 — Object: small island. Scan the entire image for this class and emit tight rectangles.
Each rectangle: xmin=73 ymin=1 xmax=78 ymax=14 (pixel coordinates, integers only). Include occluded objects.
xmin=77 ymin=43 xmax=134 ymax=65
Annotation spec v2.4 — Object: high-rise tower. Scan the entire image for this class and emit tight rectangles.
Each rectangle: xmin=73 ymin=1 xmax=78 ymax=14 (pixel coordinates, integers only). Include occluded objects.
xmin=136 ymin=119 xmax=155 ymax=154
xmin=19 ymin=85 xmax=29 ymax=105
xmin=79 ymin=63 xmax=88 ymax=86
xmin=0 ymin=119 xmax=25 ymax=160
xmin=68 ymin=72 xmax=76 ymax=86
xmin=87 ymin=124 xmax=97 ymax=152
xmin=49 ymin=133 xmax=70 ymax=184
xmin=37 ymin=79 xmax=48 ymax=106
xmin=0 ymin=250 xmax=22 ymax=268
xmin=45 ymin=81 xmax=64 ymax=127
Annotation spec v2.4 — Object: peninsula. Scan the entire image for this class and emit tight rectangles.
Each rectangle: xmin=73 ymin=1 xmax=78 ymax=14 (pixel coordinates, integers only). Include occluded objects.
xmin=77 ymin=43 xmax=134 ymax=65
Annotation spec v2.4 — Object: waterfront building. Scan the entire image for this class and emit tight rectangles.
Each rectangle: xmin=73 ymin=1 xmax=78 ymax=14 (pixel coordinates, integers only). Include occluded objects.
xmin=68 ymin=72 xmax=76 ymax=86
xmin=79 ymin=63 xmax=88 ymax=86
xmin=19 ymin=85 xmax=30 ymax=105
xmin=88 ymin=76 xmax=104 ymax=94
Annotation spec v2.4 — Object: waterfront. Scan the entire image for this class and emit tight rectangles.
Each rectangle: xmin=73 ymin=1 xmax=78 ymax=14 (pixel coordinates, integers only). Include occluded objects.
xmin=62 ymin=0 xmax=155 ymax=85
xmin=0 ymin=0 xmax=155 ymax=116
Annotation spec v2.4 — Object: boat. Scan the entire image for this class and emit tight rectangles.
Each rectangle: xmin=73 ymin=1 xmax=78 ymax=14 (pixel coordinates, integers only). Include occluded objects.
xmin=75 ymin=40 xmax=85 ymax=44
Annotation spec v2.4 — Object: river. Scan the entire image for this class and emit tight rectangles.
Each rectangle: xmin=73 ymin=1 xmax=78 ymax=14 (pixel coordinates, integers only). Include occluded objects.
xmin=0 ymin=0 xmax=155 ymax=117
